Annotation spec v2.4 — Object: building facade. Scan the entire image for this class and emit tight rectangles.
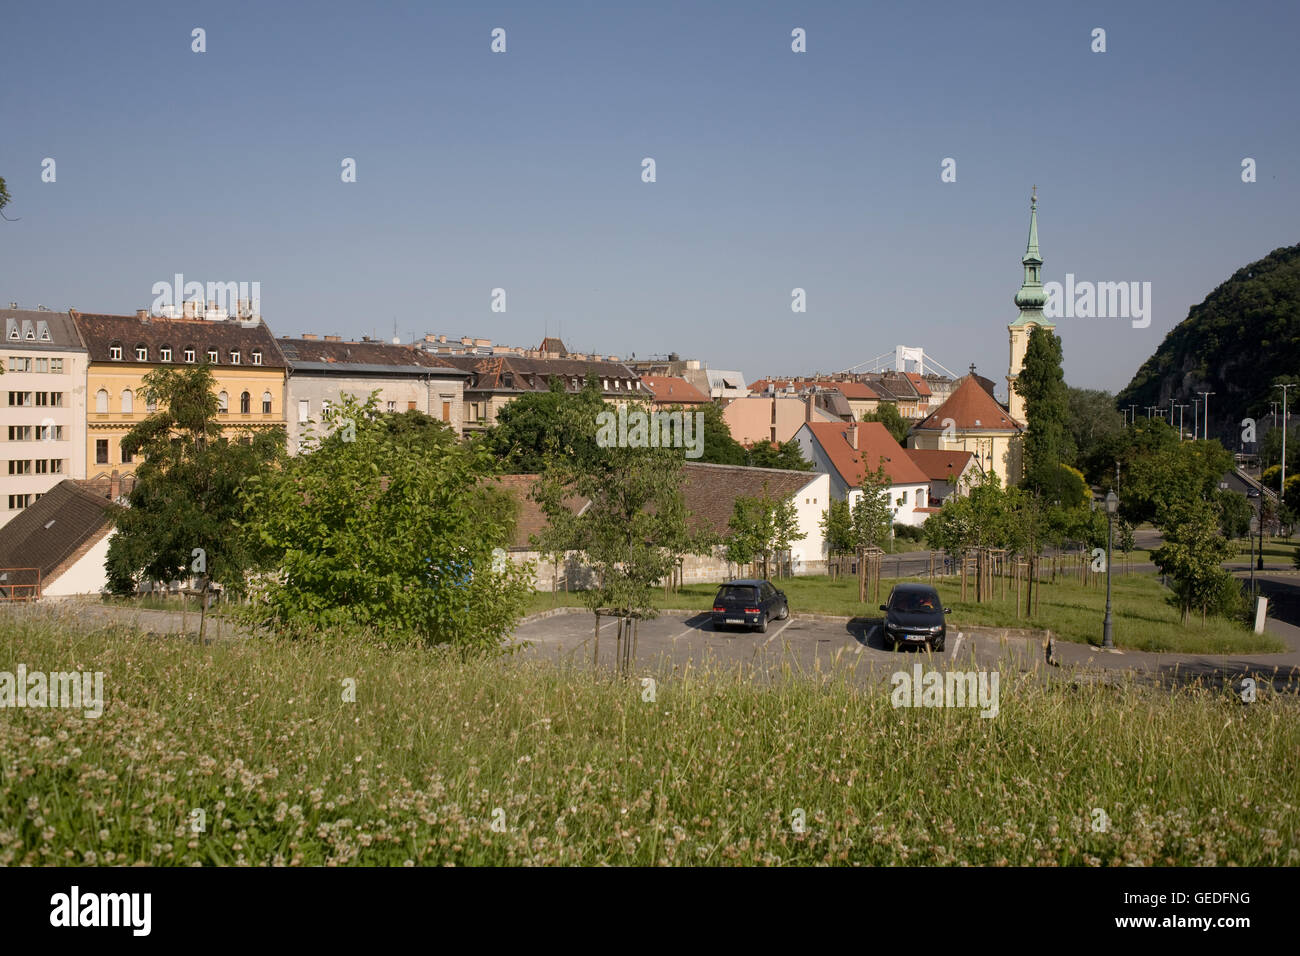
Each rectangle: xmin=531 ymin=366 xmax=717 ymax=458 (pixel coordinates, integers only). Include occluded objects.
xmin=71 ymin=310 xmax=288 ymax=479
xmin=909 ymin=375 xmax=1024 ymax=488
xmin=279 ymin=336 xmax=469 ymax=451
xmin=2 ymin=308 xmax=89 ymax=527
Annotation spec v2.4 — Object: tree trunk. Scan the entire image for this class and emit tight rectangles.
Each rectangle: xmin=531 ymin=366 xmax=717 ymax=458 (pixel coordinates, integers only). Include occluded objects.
xmin=857 ymin=551 xmax=866 ymax=603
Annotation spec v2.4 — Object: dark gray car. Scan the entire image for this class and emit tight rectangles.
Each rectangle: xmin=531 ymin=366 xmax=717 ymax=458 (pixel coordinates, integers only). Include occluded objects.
xmin=711 ymin=579 xmax=788 ymax=633
xmin=880 ymin=582 xmax=951 ymax=651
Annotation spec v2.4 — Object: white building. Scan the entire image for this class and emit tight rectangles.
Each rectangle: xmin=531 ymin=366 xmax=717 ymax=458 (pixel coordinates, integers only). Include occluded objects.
xmin=794 ymin=421 xmax=931 ymax=527
xmin=2 ymin=307 xmax=89 ymax=528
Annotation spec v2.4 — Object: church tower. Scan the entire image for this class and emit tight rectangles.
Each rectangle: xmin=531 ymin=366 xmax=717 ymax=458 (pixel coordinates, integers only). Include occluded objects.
xmin=1007 ymin=187 xmax=1054 ymax=424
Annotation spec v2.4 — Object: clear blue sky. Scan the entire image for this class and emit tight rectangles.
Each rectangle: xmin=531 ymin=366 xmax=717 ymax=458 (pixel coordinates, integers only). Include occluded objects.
xmin=3 ymin=0 xmax=1297 ymax=397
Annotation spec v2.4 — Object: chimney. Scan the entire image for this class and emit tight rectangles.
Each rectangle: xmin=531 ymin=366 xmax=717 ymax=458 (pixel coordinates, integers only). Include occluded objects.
xmin=301 ymin=333 xmax=318 ymax=340
xmin=7 ymin=302 xmax=16 ymax=309
xmin=847 ymin=423 xmax=858 ymax=450
xmin=110 ymin=469 xmax=121 ymax=501
xmin=324 ymin=335 xmax=341 ymax=342
xmin=805 ymin=394 xmax=812 ymax=422
xmin=136 ymin=309 xmax=149 ymax=319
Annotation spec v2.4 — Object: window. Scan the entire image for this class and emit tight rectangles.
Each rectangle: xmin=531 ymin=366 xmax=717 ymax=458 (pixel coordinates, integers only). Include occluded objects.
xmin=251 ymin=349 xmax=263 ymax=366
xmin=8 ymin=392 xmax=32 ymax=407
xmin=8 ymin=494 xmax=33 ymax=510
xmin=110 ymin=343 xmax=122 ymax=360
xmin=121 ymin=389 xmax=133 ymax=414
xmin=7 ymin=426 xmax=32 ymax=441
xmin=34 ymin=459 xmax=48 ymax=474
xmin=262 ymin=392 xmax=272 ymax=414
xmin=8 ymin=357 xmax=31 ymax=372
xmin=160 ymin=347 xmax=172 ymax=362
xmin=146 ymin=395 xmax=157 ymax=413
xmin=37 ymin=424 xmax=63 ymax=441
xmin=218 ymin=391 xmax=229 ymax=413
xmin=8 ymin=460 xmax=32 ymax=475
xmin=207 ymin=348 xmax=219 ymax=364
xmin=298 ymin=399 xmax=309 ymax=423
xmin=387 ymin=400 xmax=396 ymax=413
xmin=96 ymin=440 xmax=109 ymax=464
xmin=38 ymin=322 xmax=50 ymax=341
xmin=230 ymin=349 xmax=241 ymax=365
xmin=240 ymin=391 xmax=250 ymax=414
xmin=6 ymin=324 xmax=16 ymax=339
xmin=96 ymin=389 xmax=109 ymax=413
xmin=407 ymin=401 xmax=416 ymax=411
xmin=35 ymin=358 xmax=48 ymax=373
xmin=135 ymin=345 xmax=148 ymax=361
xmin=49 ymin=459 xmax=64 ymax=474
xmin=184 ymin=347 xmax=196 ymax=363
xmin=121 ymin=444 xmax=133 ymax=464
xmin=51 ymin=358 xmax=63 ymax=373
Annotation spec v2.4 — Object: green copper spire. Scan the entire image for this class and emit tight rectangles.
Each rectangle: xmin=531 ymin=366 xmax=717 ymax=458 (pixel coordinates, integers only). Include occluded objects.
xmin=1011 ymin=186 xmax=1051 ymax=325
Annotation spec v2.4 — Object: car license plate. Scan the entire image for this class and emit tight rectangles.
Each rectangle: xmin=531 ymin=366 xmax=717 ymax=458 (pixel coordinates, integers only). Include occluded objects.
xmin=726 ymin=618 xmax=743 ymax=625
xmin=905 ymin=634 xmax=926 ymax=642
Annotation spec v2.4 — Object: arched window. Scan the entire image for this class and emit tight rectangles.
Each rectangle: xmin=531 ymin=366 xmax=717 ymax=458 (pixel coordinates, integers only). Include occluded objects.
xmin=95 ymin=388 xmax=109 ymax=413
xmin=218 ymin=391 xmax=229 ymax=413
xmin=261 ymin=391 xmax=273 ymax=414
xmin=240 ymin=391 xmax=250 ymax=414
xmin=121 ymin=389 xmax=133 ymax=414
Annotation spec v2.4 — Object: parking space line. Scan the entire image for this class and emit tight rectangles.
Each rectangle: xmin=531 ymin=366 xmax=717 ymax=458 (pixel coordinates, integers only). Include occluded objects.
xmin=762 ymin=618 xmax=793 ymax=646
xmin=950 ymin=633 xmax=963 ymax=661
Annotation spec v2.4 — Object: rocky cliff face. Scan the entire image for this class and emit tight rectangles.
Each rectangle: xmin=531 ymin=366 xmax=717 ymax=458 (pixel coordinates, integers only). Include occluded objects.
xmin=1117 ymin=243 xmax=1300 ymax=443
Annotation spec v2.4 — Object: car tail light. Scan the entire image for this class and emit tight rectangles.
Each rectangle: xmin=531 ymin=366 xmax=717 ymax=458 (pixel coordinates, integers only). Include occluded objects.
xmin=713 ymin=606 xmax=725 ymax=612
xmin=744 ymin=608 xmax=760 ymax=614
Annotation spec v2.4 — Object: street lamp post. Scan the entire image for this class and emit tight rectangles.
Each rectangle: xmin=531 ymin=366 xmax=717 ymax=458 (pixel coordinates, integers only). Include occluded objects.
xmin=1277 ymin=383 xmax=1294 ymax=505
xmin=1197 ymin=390 xmax=1215 ymax=442
xmin=1103 ymin=490 xmax=1118 ymax=648
xmin=1193 ymin=398 xmax=1200 ymax=440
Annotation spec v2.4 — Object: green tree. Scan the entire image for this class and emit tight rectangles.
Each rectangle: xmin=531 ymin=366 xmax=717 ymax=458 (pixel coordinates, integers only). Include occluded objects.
xmin=0 ymin=176 xmax=12 ymax=220
xmin=726 ymin=491 xmax=805 ymax=579
xmin=820 ymin=498 xmax=854 ymax=578
xmin=105 ymin=365 xmax=283 ymax=602
xmin=242 ymin=393 xmax=530 ymax=647
xmin=849 ymin=463 xmax=894 ymax=602
xmin=533 ymin=405 xmax=700 ymax=640
xmin=1015 ymin=326 xmax=1072 ymax=492
xmin=1217 ymin=489 xmax=1253 ymax=540
xmin=487 ymin=375 xmax=609 ymax=473
xmin=859 ymin=402 xmax=909 ymax=445
xmin=745 ymin=439 xmax=812 ymax=471
xmin=1152 ymin=498 xmax=1237 ymax=625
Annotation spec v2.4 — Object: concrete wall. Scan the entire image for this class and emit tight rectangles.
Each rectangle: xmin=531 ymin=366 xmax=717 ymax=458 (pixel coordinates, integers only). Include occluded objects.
xmin=44 ymin=529 xmax=112 ymax=597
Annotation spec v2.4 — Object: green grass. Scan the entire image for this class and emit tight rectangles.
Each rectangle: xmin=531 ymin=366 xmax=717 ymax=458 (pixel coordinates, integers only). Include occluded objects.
xmin=528 ymin=572 xmax=1284 ymax=654
xmin=1 ymin=611 xmax=1296 ymax=866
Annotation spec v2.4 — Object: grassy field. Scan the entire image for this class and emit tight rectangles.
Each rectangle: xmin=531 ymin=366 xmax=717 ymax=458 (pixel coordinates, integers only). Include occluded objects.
xmin=1 ymin=612 xmax=1297 ymax=866
xmin=528 ymin=571 xmax=1284 ymax=654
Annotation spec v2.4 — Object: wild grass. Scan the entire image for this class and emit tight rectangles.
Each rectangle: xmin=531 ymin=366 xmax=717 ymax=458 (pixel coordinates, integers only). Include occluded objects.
xmin=1 ymin=612 xmax=1296 ymax=866
xmin=527 ymin=572 xmax=1283 ymax=654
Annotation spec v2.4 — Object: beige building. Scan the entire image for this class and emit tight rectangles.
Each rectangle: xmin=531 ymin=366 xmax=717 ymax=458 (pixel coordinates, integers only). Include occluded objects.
xmin=910 ymin=376 xmax=1024 ymax=488
xmin=723 ymin=394 xmax=836 ymax=447
xmin=2 ymin=308 xmax=89 ymax=527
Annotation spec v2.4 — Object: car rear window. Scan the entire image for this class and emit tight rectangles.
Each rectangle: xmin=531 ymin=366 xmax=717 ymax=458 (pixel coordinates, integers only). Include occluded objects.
xmin=891 ymin=590 xmax=941 ymax=612
xmin=718 ymin=586 xmax=759 ymax=603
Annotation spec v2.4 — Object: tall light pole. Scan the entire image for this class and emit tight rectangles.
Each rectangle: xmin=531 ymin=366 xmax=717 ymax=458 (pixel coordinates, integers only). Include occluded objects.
xmin=1103 ymin=490 xmax=1118 ymax=648
xmin=1193 ymin=398 xmax=1200 ymax=440
xmin=1176 ymin=404 xmax=1188 ymax=439
xmin=1198 ymin=391 xmax=1215 ymax=443
xmin=1128 ymin=404 xmax=1137 ymax=427
xmin=1277 ymin=383 xmax=1295 ymax=504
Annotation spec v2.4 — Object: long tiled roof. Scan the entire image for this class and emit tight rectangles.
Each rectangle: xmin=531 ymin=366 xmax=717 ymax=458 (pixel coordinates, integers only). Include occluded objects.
xmin=640 ymin=375 xmax=710 ymax=404
xmin=278 ymin=338 xmax=466 ymax=376
xmin=0 ymin=481 xmax=116 ymax=591
xmin=70 ymin=312 xmax=287 ymax=368
xmin=681 ymin=463 xmax=820 ymax=535
xmin=439 ymin=354 xmax=645 ymax=393
xmin=906 ymin=448 xmax=975 ymax=481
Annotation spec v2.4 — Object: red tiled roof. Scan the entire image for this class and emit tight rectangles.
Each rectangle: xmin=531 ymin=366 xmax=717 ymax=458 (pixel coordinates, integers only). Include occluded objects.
xmin=905 ymin=448 xmax=975 ymax=481
xmin=640 ymin=375 xmax=710 ymax=404
xmin=903 ymin=372 xmax=932 ymax=397
xmin=913 ymin=377 xmax=1022 ymax=432
xmin=827 ymin=381 xmax=880 ymax=400
xmin=71 ymin=311 xmax=287 ymax=368
xmin=682 ymin=463 xmax=820 ymax=535
xmin=802 ymin=421 xmax=928 ymax=487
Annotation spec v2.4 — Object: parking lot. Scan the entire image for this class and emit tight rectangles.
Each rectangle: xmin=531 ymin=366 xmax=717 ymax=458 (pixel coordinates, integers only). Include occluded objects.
xmin=510 ymin=608 xmax=1041 ymax=684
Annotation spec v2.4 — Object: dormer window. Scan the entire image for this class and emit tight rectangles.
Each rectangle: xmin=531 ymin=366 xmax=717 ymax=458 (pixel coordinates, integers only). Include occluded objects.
xmin=135 ymin=345 xmax=148 ymax=361
xmin=230 ymin=349 xmax=241 ymax=365
xmin=160 ymin=347 xmax=172 ymax=362
xmin=251 ymin=349 xmax=262 ymax=366
xmin=207 ymin=348 xmax=219 ymax=364
xmin=184 ymin=347 xmax=196 ymax=363
xmin=109 ymin=343 xmax=122 ymax=360
xmin=37 ymin=322 xmax=50 ymax=341
xmin=5 ymin=321 xmax=16 ymax=340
